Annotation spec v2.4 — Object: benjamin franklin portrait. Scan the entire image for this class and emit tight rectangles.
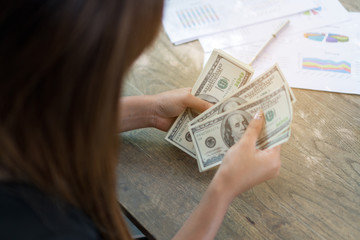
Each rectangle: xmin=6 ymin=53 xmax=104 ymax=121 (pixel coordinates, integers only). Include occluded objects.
xmin=221 ymin=110 xmax=252 ymax=147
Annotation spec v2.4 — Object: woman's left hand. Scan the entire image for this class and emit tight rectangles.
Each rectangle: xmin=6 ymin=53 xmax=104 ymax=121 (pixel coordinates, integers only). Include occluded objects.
xmin=118 ymin=88 xmax=212 ymax=132
xmin=151 ymin=88 xmax=212 ymax=131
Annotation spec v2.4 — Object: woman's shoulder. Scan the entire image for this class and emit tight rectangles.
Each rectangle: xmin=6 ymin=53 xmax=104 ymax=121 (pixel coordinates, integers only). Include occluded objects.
xmin=0 ymin=182 xmax=101 ymax=240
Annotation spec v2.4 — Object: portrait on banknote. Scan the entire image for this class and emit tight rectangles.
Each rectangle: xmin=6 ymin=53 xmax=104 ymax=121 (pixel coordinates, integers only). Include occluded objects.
xmin=221 ymin=110 xmax=252 ymax=147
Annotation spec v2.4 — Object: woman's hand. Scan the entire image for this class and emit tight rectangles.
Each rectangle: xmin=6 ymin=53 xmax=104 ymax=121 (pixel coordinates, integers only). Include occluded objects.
xmin=212 ymin=110 xmax=281 ymax=202
xmin=150 ymin=88 xmax=212 ymax=131
xmin=118 ymin=88 xmax=212 ymax=132
xmin=173 ymin=110 xmax=281 ymax=240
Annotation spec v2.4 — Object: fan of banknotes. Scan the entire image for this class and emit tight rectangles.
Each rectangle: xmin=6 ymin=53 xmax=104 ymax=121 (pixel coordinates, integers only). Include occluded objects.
xmin=165 ymin=49 xmax=296 ymax=172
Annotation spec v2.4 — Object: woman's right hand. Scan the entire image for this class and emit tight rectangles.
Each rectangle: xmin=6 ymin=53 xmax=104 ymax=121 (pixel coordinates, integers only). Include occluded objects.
xmin=173 ymin=110 xmax=282 ymax=240
xmin=212 ymin=110 xmax=282 ymax=202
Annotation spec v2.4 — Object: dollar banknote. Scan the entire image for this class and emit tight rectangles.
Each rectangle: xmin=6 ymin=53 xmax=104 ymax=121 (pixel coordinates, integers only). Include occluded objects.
xmin=189 ymin=64 xmax=296 ymax=127
xmin=165 ymin=49 xmax=253 ymax=157
xmin=189 ymin=85 xmax=292 ymax=172
xmin=260 ymin=127 xmax=291 ymax=150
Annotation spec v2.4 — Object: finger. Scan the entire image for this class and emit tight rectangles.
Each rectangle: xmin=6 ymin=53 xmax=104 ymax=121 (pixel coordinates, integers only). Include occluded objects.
xmin=241 ymin=109 xmax=265 ymax=145
xmin=179 ymin=87 xmax=192 ymax=93
xmin=257 ymin=145 xmax=281 ymax=157
xmin=184 ymin=95 xmax=213 ymax=113
xmin=259 ymin=145 xmax=282 ymax=178
xmin=269 ymin=145 xmax=281 ymax=154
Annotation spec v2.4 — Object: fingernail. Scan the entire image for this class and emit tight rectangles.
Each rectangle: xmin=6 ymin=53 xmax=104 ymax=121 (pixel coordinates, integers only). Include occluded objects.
xmin=254 ymin=109 xmax=263 ymax=120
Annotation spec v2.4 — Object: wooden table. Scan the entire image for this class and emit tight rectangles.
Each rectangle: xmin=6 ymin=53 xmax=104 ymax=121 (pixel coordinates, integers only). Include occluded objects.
xmin=117 ymin=1 xmax=360 ymax=239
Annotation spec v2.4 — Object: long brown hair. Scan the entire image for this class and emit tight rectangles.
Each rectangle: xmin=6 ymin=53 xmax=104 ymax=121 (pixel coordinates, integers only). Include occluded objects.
xmin=0 ymin=0 xmax=163 ymax=239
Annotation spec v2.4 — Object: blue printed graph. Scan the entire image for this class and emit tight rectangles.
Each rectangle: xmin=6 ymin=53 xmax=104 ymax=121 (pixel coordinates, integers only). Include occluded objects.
xmin=302 ymin=58 xmax=351 ymax=74
xmin=176 ymin=4 xmax=219 ymax=28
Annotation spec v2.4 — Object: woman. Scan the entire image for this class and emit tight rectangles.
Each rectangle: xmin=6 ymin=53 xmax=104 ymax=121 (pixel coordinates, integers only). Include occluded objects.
xmin=0 ymin=1 xmax=281 ymax=239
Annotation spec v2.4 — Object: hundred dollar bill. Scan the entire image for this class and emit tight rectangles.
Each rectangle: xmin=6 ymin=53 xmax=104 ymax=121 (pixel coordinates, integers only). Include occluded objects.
xmin=165 ymin=49 xmax=253 ymax=158
xmin=260 ymin=127 xmax=291 ymax=150
xmin=189 ymin=64 xmax=296 ymax=127
xmin=189 ymin=85 xmax=292 ymax=172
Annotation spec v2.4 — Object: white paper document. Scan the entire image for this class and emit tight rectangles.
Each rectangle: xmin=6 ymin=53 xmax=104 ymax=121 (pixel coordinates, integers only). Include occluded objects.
xmin=203 ymin=13 xmax=360 ymax=95
xmin=163 ymin=0 xmax=317 ymax=45
xmin=199 ymin=0 xmax=350 ymax=52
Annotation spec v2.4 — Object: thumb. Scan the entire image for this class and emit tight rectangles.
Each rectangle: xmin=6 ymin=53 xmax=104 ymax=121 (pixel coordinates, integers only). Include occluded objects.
xmin=241 ymin=110 xmax=265 ymax=145
xmin=185 ymin=95 xmax=213 ymax=113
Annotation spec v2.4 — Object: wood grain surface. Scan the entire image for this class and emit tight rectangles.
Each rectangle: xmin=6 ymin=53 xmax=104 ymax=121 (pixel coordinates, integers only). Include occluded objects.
xmin=117 ymin=1 xmax=360 ymax=239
